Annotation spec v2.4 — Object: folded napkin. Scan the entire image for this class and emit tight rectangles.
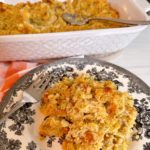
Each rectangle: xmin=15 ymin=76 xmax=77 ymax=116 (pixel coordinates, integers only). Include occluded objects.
xmin=0 ymin=61 xmax=38 ymax=102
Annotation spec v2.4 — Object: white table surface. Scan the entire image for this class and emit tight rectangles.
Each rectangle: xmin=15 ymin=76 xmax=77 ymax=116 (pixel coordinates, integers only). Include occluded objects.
xmin=107 ymin=26 xmax=150 ymax=86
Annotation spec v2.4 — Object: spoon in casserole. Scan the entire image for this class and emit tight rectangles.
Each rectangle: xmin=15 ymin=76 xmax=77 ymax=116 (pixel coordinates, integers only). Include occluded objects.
xmin=62 ymin=13 xmax=150 ymax=26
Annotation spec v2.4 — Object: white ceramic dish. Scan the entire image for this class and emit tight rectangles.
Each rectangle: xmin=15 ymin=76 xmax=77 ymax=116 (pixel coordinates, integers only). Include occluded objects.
xmin=0 ymin=0 xmax=150 ymax=61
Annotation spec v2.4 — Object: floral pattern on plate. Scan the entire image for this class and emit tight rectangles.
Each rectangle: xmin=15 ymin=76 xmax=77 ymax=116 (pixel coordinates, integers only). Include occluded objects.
xmin=0 ymin=58 xmax=150 ymax=150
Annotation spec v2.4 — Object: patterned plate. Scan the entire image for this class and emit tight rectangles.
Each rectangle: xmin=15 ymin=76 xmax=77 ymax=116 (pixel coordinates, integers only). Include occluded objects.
xmin=0 ymin=58 xmax=150 ymax=150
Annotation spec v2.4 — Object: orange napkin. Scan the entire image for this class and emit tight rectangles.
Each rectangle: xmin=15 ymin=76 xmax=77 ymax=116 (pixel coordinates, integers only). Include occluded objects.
xmin=0 ymin=61 xmax=38 ymax=101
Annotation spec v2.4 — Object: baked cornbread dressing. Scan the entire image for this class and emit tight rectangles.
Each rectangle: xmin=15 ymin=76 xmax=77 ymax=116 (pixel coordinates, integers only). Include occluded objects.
xmin=0 ymin=0 xmax=127 ymax=35
xmin=39 ymin=75 xmax=137 ymax=150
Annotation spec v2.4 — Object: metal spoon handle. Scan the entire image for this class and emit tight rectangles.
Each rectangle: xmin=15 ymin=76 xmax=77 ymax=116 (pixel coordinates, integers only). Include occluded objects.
xmin=63 ymin=13 xmax=150 ymax=26
xmin=0 ymin=101 xmax=25 ymax=125
xmin=0 ymin=92 xmax=35 ymax=125
xmin=88 ymin=17 xmax=150 ymax=25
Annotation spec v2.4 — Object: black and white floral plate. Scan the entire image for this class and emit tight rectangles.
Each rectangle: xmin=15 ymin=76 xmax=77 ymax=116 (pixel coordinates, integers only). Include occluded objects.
xmin=0 ymin=58 xmax=150 ymax=150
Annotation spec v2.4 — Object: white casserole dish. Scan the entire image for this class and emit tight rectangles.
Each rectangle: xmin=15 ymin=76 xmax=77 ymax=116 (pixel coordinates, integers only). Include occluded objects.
xmin=0 ymin=0 xmax=150 ymax=61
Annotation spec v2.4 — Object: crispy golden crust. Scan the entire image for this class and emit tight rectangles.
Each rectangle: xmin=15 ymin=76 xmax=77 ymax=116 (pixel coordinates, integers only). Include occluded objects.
xmin=39 ymin=75 xmax=137 ymax=150
xmin=0 ymin=0 xmax=126 ymax=35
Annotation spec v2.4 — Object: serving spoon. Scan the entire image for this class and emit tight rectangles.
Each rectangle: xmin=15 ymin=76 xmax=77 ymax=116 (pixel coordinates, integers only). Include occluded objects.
xmin=63 ymin=13 xmax=150 ymax=26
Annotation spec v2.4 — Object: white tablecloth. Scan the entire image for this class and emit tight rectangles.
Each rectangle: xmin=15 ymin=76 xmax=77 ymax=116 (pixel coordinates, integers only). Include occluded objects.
xmin=110 ymin=26 xmax=150 ymax=86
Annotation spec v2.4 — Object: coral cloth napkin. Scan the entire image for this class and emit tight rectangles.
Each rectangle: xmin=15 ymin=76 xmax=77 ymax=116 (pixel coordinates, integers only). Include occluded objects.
xmin=0 ymin=61 xmax=38 ymax=102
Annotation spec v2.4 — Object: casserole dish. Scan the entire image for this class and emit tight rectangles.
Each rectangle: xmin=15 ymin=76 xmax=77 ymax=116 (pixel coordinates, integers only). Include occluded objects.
xmin=0 ymin=0 xmax=150 ymax=61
